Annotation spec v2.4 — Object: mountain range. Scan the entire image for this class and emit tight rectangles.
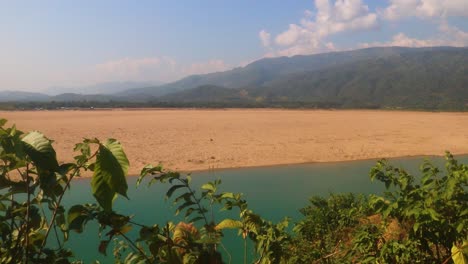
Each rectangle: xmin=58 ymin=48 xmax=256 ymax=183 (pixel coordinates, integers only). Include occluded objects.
xmin=1 ymin=46 xmax=467 ymax=110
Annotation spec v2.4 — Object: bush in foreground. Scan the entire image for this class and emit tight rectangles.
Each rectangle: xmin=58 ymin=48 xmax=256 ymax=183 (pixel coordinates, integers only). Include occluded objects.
xmin=0 ymin=118 xmax=466 ymax=263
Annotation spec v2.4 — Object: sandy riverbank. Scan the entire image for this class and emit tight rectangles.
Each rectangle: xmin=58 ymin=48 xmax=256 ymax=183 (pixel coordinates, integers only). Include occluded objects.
xmin=1 ymin=109 xmax=467 ymax=175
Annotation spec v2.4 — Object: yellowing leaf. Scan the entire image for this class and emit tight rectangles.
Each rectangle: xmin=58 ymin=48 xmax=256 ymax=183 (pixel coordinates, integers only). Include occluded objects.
xmin=452 ymin=241 xmax=468 ymax=264
xmin=118 ymin=225 xmax=133 ymax=235
xmin=215 ymin=219 xmax=243 ymax=230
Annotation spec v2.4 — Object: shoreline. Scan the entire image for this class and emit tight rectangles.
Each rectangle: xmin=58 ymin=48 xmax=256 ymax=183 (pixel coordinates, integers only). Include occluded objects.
xmin=68 ymin=152 xmax=468 ymax=180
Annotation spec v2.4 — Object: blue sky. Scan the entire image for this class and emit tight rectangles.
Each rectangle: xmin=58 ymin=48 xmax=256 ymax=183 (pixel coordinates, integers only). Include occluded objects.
xmin=0 ymin=0 xmax=467 ymax=92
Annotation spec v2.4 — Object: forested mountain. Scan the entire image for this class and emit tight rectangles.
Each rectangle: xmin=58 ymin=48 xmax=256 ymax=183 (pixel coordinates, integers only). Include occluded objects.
xmin=119 ymin=46 xmax=459 ymax=98
xmin=155 ymin=48 xmax=468 ymax=109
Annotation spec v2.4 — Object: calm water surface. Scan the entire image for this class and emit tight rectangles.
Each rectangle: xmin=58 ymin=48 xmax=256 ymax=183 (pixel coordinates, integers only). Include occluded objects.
xmin=62 ymin=155 xmax=467 ymax=263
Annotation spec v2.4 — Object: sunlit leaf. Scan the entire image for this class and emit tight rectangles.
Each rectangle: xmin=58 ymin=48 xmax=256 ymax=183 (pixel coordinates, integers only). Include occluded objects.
xmin=215 ymin=219 xmax=243 ymax=230
xmin=91 ymin=139 xmax=129 ymax=211
xmin=452 ymin=241 xmax=468 ymax=264
xmin=21 ymin=131 xmax=58 ymax=171
xmin=201 ymin=182 xmax=215 ymax=192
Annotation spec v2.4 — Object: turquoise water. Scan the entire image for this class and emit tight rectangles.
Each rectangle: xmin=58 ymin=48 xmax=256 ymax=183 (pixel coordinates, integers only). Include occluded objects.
xmin=61 ymin=155 xmax=465 ymax=263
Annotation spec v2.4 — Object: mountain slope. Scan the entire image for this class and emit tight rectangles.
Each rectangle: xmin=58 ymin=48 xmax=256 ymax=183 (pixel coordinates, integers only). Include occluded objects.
xmin=157 ymin=48 xmax=468 ymax=109
xmin=120 ymin=47 xmax=456 ymax=98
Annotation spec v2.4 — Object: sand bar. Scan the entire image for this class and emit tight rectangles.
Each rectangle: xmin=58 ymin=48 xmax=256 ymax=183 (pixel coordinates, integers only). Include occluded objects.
xmin=1 ymin=109 xmax=468 ymax=175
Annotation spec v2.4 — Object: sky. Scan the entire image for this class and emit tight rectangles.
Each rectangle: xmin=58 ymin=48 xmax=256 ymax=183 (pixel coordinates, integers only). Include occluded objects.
xmin=0 ymin=0 xmax=467 ymax=92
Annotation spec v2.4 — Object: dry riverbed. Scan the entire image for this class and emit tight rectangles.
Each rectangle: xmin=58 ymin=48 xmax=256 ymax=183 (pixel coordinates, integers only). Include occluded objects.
xmin=1 ymin=109 xmax=468 ymax=175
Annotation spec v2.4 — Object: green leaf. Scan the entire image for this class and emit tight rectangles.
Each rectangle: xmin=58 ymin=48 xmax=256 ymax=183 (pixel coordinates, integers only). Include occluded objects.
xmin=68 ymin=205 xmax=89 ymax=233
xmin=0 ymin=118 xmax=6 ymax=127
xmin=166 ymin=184 xmax=185 ymax=198
xmin=215 ymin=219 xmax=243 ymax=230
xmin=91 ymin=139 xmax=129 ymax=211
xmin=21 ymin=131 xmax=58 ymax=171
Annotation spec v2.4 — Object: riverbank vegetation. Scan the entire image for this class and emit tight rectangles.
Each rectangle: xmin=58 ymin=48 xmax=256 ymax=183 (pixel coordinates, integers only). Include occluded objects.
xmin=0 ymin=119 xmax=466 ymax=263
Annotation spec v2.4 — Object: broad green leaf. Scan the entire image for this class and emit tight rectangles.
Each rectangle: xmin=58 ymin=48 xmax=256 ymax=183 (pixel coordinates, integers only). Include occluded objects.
xmin=68 ymin=205 xmax=89 ymax=233
xmin=21 ymin=131 xmax=58 ymax=171
xmin=92 ymin=139 xmax=129 ymax=211
xmin=215 ymin=219 xmax=243 ymax=230
xmin=0 ymin=118 xmax=7 ymax=127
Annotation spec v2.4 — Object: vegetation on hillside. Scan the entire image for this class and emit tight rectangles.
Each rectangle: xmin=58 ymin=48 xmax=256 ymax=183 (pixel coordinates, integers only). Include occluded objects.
xmin=0 ymin=119 xmax=466 ymax=263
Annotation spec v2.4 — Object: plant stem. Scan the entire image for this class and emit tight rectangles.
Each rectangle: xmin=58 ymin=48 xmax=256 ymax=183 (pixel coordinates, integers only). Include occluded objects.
xmin=119 ymin=232 xmax=152 ymax=264
xmin=220 ymin=242 xmax=232 ymax=264
xmin=53 ymin=223 xmax=62 ymax=249
xmin=40 ymin=167 xmax=78 ymax=249
xmin=40 ymin=151 xmax=98 ymax=251
xmin=24 ymin=165 xmax=30 ymax=264
xmin=178 ymin=178 xmax=209 ymax=225
xmin=244 ymin=237 xmax=247 ymax=264
xmin=128 ymin=220 xmax=147 ymax=228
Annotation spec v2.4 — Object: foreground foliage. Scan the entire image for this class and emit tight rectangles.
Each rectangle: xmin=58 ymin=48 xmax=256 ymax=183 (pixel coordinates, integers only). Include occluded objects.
xmin=0 ymin=119 xmax=466 ymax=263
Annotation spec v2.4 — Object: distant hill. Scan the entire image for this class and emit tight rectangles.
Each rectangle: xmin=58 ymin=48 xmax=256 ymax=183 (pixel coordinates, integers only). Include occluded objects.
xmin=44 ymin=81 xmax=162 ymax=96
xmin=51 ymin=93 xmax=121 ymax=102
xmin=159 ymin=85 xmax=244 ymax=102
xmin=0 ymin=91 xmax=49 ymax=102
xmin=155 ymin=48 xmax=468 ymax=109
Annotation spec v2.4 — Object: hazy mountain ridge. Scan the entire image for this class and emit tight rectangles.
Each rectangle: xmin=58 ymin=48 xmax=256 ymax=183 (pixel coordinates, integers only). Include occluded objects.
xmin=0 ymin=91 xmax=50 ymax=102
xmin=44 ymin=81 xmax=163 ymax=96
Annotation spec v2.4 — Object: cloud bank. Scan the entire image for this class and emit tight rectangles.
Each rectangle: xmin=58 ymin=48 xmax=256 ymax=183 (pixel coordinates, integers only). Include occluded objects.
xmin=260 ymin=0 xmax=468 ymax=57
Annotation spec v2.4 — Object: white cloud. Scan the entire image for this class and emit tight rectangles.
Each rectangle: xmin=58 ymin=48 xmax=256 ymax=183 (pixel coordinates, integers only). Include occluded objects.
xmin=260 ymin=0 xmax=467 ymax=58
xmin=275 ymin=24 xmax=305 ymax=46
xmin=262 ymin=0 xmax=379 ymax=56
xmin=360 ymin=33 xmax=442 ymax=47
xmin=381 ymin=0 xmax=468 ymax=20
xmin=184 ymin=60 xmax=230 ymax=75
xmin=259 ymin=30 xmax=271 ymax=47
xmin=360 ymin=22 xmax=468 ymax=48
xmin=438 ymin=21 xmax=468 ymax=46
xmin=304 ymin=9 xmax=314 ymax=18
